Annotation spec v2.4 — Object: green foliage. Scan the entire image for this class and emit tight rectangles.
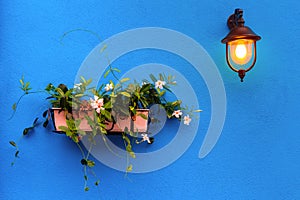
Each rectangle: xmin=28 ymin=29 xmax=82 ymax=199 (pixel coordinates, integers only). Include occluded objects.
xmin=45 ymin=77 xmax=92 ymax=111
xmin=19 ymin=76 xmax=32 ymax=94
xmin=87 ymin=160 xmax=95 ymax=167
xmin=12 ymin=103 xmax=17 ymax=111
xmin=9 ymin=141 xmax=17 ymax=147
xmin=122 ymin=132 xmax=136 ymax=159
xmin=163 ymin=100 xmax=182 ymax=118
xmin=81 ymin=159 xmax=95 ymax=167
xmin=23 ymin=117 xmax=39 ymax=136
xmin=80 ymin=156 xmax=99 ymax=192
xmin=10 ymin=65 xmax=200 ymax=192
xmin=9 ymin=140 xmax=19 ymax=166
xmin=59 ymin=118 xmax=85 ymax=143
xmin=126 ymin=164 xmax=133 ymax=172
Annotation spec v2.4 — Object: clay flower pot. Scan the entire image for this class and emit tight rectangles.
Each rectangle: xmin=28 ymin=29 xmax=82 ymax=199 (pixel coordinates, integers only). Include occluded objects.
xmin=106 ymin=109 xmax=149 ymax=133
xmin=52 ymin=108 xmax=149 ymax=133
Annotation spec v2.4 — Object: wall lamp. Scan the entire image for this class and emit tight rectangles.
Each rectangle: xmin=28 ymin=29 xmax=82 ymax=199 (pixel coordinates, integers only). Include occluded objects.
xmin=221 ymin=9 xmax=261 ymax=82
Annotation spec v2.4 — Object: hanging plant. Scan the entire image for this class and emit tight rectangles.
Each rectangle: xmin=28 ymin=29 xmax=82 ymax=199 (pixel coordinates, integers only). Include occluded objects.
xmin=9 ymin=66 xmax=201 ymax=191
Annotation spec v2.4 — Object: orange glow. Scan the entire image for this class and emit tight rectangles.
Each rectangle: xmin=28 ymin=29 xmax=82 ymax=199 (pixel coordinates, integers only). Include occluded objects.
xmin=229 ymin=39 xmax=253 ymax=65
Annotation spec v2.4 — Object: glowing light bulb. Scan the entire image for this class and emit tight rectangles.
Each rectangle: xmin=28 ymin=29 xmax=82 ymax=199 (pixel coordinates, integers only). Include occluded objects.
xmin=235 ymin=44 xmax=247 ymax=59
xmin=228 ymin=39 xmax=253 ymax=65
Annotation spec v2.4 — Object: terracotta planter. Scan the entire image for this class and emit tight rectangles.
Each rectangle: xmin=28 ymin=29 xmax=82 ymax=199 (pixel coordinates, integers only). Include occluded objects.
xmin=105 ymin=109 xmax=149 ymax=133
xmin=51 ymin=108 xmax=149 ymax=133
xmin=52 ymin=108 xmax=94 ymax=132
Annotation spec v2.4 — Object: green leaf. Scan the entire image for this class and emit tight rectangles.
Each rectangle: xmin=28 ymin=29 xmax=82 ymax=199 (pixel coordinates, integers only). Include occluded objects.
xmin=194 ymin=109 xmax=203 ymax=112
xmin=95 ymin=180 xmax=100 ymax=186
xmin=23 ymin=128 xmax=29 ymax=135
xmin=120 ymin=78 xmax=130 ymax=83
xmin=33 ymin=117 xmax=39 ymax=126
xmin=149 ymin=74 xmax=157 ymax=82
xmin=80 ymin=76 xmax=86 ymax=83
xmin=15 ymin=151 xmax=20 ymax=158
xmin=120 ymin=91 xmax=131 ymax=97
xmin=111 ymin=68 xmax=121 ymax=73
xmin=66 ymin=119 xmax=75 ymax=129
xmin=71 ymin=135 xmax=79 ymax=143
xmin=74 ymin=119 xmax=82 ymax=128
xmin=84 ymin=175 xmax=88 ymax=181
xmin=25 ymin=82 xmax=30 ymax=89
xmin=42 ymin=110 xmax=48 ymax=118
xmin=86 ymin=79 xmax=92 ymax=85
xmin=65 ymin=90 xmax=72 ymax=97
xmin=126 ymin=164 xmax=133 ymax=172
xmin=104 ymin=101 xmax=112 ymax=109
xmin=159 ymin=73 xmax=164 ymax=81
xmin=58 ymin=126 xmax=69 ymax=132
xmin=129 ymin=151 xmax=136 ymax=158
xmin=74 ymin=93 xmax=84 ymax=98
xmin=159 ymin=90 xmax=166 ymax=97
xmin=101 ymin=109 xmax=112 ymax=121
xmin=140 ymin=84 xmax=150 ymax=93
xmin=140 ymin=99 xmax=148 ymax=108
xmin=137 ymin=113 xmax=148 ymax=120
xmin=123 ymin=135 xmax=131 ymax=144
xmin=12 ymin=103 xmax=17 ymax=111
xmin=171 ymin=100 xmax=182 ymax=107
xmin=45 ymin=83 xmax=54 ymax=91
xmin=100 ymin=44 xmax=107 ymax=53
xmin=9 ymin=141 xmax=17 ymax=147
xmin=87 ymin=160 xmax=95 ymax=167
xmin=81 ymin=159 xmax=88 ymax=165
xmin=85 ymin=115 xmax=96 ymax=128
xmin=78 ymin=130 xmax=86 ymax=136
xmin=43 ymin=119 xmax=49 ymax=128
xmin=103 ymin=69 xmax=111 ymax=78
xmin=100 ymin=127 xmax=107 ymax=134
xmin=19 ymin=77 xmax=24 ymax=86
xmin=55 ymin=87 xmax=65 ymax=97
xmin=84 ymin=187 xmax=89 ymax=191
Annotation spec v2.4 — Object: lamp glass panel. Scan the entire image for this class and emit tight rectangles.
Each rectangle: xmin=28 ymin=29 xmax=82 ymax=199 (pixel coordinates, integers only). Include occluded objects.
xmin=228 ymin=39 xmax=254 ymax=65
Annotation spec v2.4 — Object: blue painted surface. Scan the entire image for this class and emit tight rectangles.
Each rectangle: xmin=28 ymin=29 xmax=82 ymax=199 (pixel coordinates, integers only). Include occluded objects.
xmin=1 ymin=0 xmax=299 ymax=199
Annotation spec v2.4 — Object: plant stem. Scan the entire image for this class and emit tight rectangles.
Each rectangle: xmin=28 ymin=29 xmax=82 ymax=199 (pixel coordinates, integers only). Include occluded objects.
xmin=122 ymin=132 xmax=131 ymax=176
xmin=8 ymin=90 xmax=46 ymax=120
xmin=10 ymin=135 xmax=23 ymax=166
xmin=60 ymin=29 xmax=102 ymax=45
xmin=101 ymin=133 xmax=123 ymax=158
xmin=83 ymin=165 xmax=88 ymax=190
xmin=76 ymin=142 xmax=85 ymax=158
xmin=108 ymin=63 xmax=120 ymax=83
xmin=85 ymin=142 xmax=93 ymax=160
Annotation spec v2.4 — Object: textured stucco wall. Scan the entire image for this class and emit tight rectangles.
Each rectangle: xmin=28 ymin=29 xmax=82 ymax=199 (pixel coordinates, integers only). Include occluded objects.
xmin=1 ymin=0 xmax=299 ymax=199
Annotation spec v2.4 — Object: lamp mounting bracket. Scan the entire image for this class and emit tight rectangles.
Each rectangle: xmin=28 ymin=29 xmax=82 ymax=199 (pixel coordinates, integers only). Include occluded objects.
xmin=227 ymin=8 xmax=245 ymax=30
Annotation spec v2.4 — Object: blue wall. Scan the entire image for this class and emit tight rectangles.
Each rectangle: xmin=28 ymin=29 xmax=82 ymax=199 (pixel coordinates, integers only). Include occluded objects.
xmin=1 ymin=0 xmax=300 ymax=199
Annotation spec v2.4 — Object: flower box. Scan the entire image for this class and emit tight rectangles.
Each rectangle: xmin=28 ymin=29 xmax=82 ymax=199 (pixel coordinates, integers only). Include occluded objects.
xmin=51 ymin=108 xmax=149 ymax=133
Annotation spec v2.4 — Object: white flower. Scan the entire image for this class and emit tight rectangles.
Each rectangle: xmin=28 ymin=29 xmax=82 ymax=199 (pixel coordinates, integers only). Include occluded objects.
xmin=155 ymin=80 xmax=166 ymax=89
xmin=90 ymin=95 xmax=104 ymax=113
xmin=74 ymin=83 xmax=82 ymax=90
xmin=172 ymin=110 xmax=182 ymax=118
xmin=183 ymin=115 xmax=192 ymax=125
xmin=104 ymin=83 xmax=113 ymax=91
xmin=141 ymin=134 xmax=151 ymax=144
